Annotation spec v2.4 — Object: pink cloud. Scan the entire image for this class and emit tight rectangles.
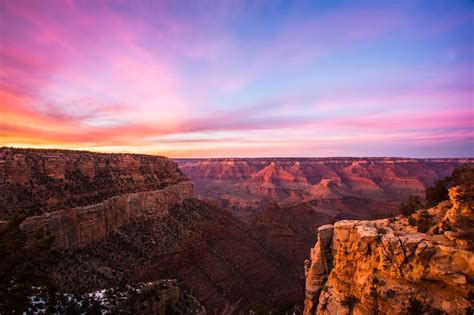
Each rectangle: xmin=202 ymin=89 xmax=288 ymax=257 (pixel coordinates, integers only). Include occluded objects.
xmin=0 ymin=0 xmax=472 ymax=157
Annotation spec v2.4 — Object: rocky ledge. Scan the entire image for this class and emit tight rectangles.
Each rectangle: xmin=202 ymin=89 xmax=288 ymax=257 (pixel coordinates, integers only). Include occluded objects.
xmin=20 ymin=181 xmax=193 ymax=249
xmin=0 ymin=147 xmax=189 ymax=218
xmin=0 ymin=147 xmax=193 ymax=249
xmin=304 ymin=185 xmax=473 ymax=314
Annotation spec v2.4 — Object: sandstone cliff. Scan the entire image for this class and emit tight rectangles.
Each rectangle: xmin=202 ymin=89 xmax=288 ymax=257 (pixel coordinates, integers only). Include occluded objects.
xmin=304 ymin=185 xmax=473 ymax=314
xmin=1 ymin=147 xmax=188 ymax=217
xmin=0 ymin=148 xmax=304 ymax=312
xmin=0 ymin=147 xmax=193 ymax=249
xmin=52 ymin=199 xmax=303 ymax=312
xmin=176 ymin=158 xmax=472 ymax=217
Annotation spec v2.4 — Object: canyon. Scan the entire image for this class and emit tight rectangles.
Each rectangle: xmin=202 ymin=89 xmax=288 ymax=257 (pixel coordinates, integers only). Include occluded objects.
xmin=0 ymin=148 xmax=302 ymax=312
xmin=1 ymin=148 xmax=472 ymax=313
xmin=176 ymin=158 xmax=471 ymax=219
xmin=175 ymin=158 xmax=472 ymax=285
xmin=0 ymin=147 xmax=193 ymax=249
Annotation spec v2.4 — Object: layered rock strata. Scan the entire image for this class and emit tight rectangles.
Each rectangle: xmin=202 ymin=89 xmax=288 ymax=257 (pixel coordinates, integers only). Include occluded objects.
xmin=304 ymin=186 xmax=474 ymax=314
xmin=53 ymin=199 xmax=303 ymax=312
xmin=0 ymin=148 xmax=303 ymax=311
xmin=0 ymin=147 xmax=193 ymax=249
xmin=20 ymin=181 xmax=193 ymax=249
xmin=1 ymin=147 xmax=189 ymax=218
xmin=176 ymin=158 xmax=472 ymax=217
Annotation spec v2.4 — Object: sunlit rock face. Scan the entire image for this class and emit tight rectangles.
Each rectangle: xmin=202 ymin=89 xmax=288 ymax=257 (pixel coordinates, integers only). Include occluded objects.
xmin=176 ymin=157 xmax=472 ymax=218
xmin=304 ymin=185 xmax=474 ymax=315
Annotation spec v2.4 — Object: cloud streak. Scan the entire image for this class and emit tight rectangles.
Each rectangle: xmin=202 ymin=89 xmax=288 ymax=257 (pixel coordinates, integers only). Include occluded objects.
xmin=0 ymin=0 xmax=472 ymax=157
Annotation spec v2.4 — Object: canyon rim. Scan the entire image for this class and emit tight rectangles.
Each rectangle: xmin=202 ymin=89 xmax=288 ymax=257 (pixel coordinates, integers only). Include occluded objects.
xmin=1 ymin=0 xmax=473 ymax=314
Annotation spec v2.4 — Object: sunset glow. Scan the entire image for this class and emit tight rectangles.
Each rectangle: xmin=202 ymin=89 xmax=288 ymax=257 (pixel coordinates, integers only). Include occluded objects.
xmin=1 ymin=0 xmax=473 ymax=157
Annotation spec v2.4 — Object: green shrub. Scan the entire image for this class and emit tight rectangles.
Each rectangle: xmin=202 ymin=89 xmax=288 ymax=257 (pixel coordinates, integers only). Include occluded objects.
xmin=407 ymin=298 xmax=425 ymax=314
xmin=408 ymin=216 xmax=417 ymax=226
xmin=425 ymin=165 xmax=473 ymax=208
xmin=377 ymin=227 xmax=388 ymax=235
xmin=385 ymin=289 xmax=397 ymax=298
xmin=416 ymin=219 xmax=431 ymax=233
xmin=399 ymin=195 xmax=422 ymax=217
xmin=442 ymin=221 xmax=452 ymax=231
xmin=425 ymin=178 xmax=450 ymax=208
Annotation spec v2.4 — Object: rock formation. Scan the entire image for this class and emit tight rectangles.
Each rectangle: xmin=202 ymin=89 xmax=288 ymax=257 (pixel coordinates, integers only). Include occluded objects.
xmin=0 ymin=148 xmax=303 ymax=312
xmin=176 ymin=158 xmax=472 ymax=218
xmin=304 ymin=185 xmax=474 ymax=314
xmin=23 ymin=279 xmax=206 ymax=314
xmin=0 ymin=147 xmax=192 ymax=249
xmin=1 ymin=147 xmax=189 ymax=218
xmin=20 ymin=181 xmax=193 ymax=249
xmin=52 ymin=199 xmax=303 ymax=312
xmin=119 ymin=280 xmax=206 ymax=314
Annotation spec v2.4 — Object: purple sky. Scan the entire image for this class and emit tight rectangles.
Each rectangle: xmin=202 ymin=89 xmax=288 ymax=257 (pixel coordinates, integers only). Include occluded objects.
xmin=0 ymin=0 xmax=473 ymax=157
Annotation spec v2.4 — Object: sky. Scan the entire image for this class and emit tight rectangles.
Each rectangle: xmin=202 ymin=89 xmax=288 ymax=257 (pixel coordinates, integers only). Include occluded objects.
xmin=0 ymin=0 xmax=473 ymax=157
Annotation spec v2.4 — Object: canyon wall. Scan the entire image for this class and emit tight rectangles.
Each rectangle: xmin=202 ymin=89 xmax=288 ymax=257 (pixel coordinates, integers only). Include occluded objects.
xmin=304 ymin=185 xmax=473 ymax=314
xmin=52 ymin=199 xmax=304 ymax=312
xmin=0 ymin=147 xmax=193 ymax=249
xmin=20 ymin=181 xmax=193 ymax=249
xmin=0 ymin=148 xmax=303 ymax=312
xmin=1 ymin=147 xmax=189 ymax=218
xmin=176 ymin=158 xmax=472 ymax=217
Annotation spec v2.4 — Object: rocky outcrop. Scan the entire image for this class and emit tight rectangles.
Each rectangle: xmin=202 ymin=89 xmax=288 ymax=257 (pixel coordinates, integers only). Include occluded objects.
xmin=24 ymin=279 xmax=206 ymax=314
xmin=20 ymin=181 xmax=193 ymax=249
xmin=0 ymin=148 xmax=305 ymax=312
xmin=176 ymin=158 xmax=472 ymax=217
xmin=304 ymin=186 xmax=474 ymax=314
xmin=0 ymin=147 xmax=193 ymax=249
xmin=122 ymin=280 xmax=206 ymax=314
xmin=52 ymin=199 xmax=303 ymax=312
xmin=304 ymin=224 xmax=334 ymax=313
xmin=1 ymin=147 xmax=189 ymax=218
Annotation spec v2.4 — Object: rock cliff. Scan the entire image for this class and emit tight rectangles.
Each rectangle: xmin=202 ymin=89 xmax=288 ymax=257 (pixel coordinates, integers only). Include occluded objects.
xmin=0 ymin=147 xmax=188 ymax=217
xmin=304 ymin=185 xmax=473 ymax=314
xmin=52 ymin=199 xmax=303 ymax=312
xmin=0 ymin=148 xmax=304 ymax=312
xmin=20 ymin=181 xmax=193 ymax=249
xmin=0 ymin=147 xmax=193 ymax=249
xmin=176 ymin=158 xmax=472 ymax=217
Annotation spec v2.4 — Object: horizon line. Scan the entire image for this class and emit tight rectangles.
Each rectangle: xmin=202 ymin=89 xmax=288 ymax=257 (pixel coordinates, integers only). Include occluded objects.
xmin=2 ymin=146 xmax=473 ymax=160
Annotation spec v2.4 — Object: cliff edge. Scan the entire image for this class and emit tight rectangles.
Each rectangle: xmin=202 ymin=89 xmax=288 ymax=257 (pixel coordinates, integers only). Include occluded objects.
xmin=0 ymin=147 xmax=193 ymax=249
xmin=304 ymin=184 xmax=473 ymax=314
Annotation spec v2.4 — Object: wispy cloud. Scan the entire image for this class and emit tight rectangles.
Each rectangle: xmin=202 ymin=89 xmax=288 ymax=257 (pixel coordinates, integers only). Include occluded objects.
xmin=0 ymin=0 xmax=472 ymax=157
